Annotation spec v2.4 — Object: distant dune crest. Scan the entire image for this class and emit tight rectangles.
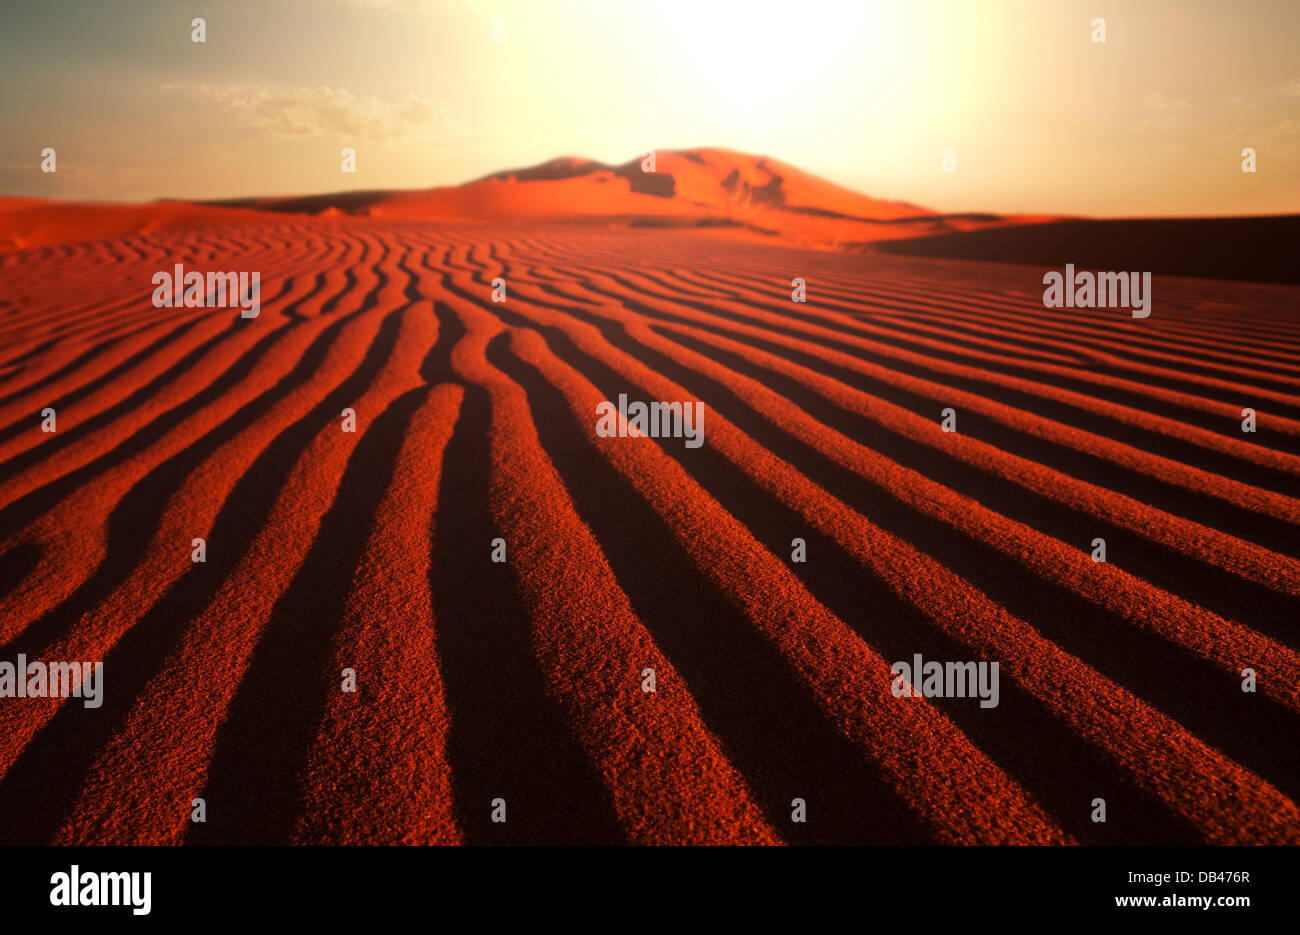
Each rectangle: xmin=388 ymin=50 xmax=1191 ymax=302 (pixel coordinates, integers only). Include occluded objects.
xmin=1 ymin=148 xmax=1294 ymax=282
xmin=197 ymin=147 xmax=980 ymax=248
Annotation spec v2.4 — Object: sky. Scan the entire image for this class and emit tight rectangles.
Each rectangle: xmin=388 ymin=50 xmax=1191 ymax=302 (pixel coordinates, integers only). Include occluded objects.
xmin=1 ymin=0 xmax=1297 ymax=216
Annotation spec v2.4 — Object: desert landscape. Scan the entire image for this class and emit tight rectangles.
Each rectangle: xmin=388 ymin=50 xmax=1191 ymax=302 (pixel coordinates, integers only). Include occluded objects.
xmin=0 ymin=149 xmax=1297 ymax=845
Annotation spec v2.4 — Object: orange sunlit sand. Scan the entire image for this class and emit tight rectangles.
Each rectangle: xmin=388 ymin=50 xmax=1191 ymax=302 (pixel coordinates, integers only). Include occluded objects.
xmin=1 ymin=149 xmax=1060 ymax=253
xmin=1 ymin=147 xmax=1298 ymax=845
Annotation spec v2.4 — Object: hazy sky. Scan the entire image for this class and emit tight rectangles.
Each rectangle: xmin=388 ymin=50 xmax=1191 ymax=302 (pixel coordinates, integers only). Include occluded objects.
xmin=1 ymin=0 xmax=1297 ymax=216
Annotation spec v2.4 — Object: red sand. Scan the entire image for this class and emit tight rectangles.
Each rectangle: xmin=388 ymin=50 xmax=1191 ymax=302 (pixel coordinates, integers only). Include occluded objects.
xmin=190 ymin=148 xmax=1052 ymax=251
xmin=0 ymin=214 xmax=1297 ymax=845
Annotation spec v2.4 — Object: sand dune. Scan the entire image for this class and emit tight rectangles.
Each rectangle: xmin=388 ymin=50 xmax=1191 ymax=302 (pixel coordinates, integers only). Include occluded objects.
xmin=197 ymin=148 xmax=1053 ymax=249
xmin=0 ymin=197 xmax=292 ymax=252
xmin=0 ymin=218 xmax=1296 ymax=845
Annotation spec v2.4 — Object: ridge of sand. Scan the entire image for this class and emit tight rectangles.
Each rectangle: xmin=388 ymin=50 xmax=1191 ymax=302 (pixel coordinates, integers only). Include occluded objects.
xmin=0 ymin=220 xmax=1296 ymax=844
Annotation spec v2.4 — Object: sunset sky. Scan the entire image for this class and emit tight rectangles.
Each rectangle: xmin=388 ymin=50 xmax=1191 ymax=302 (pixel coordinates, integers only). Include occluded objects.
xmin=1 ymin=0 xmax=1297 ymax=216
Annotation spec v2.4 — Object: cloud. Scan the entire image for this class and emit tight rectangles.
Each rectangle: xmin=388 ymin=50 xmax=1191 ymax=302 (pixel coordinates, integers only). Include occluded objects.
xmin=171 ymin=84 xmax=446 ymax=141
xmin=1216 ymin=120 xmax=1300 ymax=156
xmin=1258 ymin=118 xmax=1300 ymax=154
xmin=1284 ymin=77 xmax=1300 ymax=97
xmin=1141 ymin=91 xmax=1192 ymax=112
xmin=1136 ymin=91 xmax=1192 ymax=133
